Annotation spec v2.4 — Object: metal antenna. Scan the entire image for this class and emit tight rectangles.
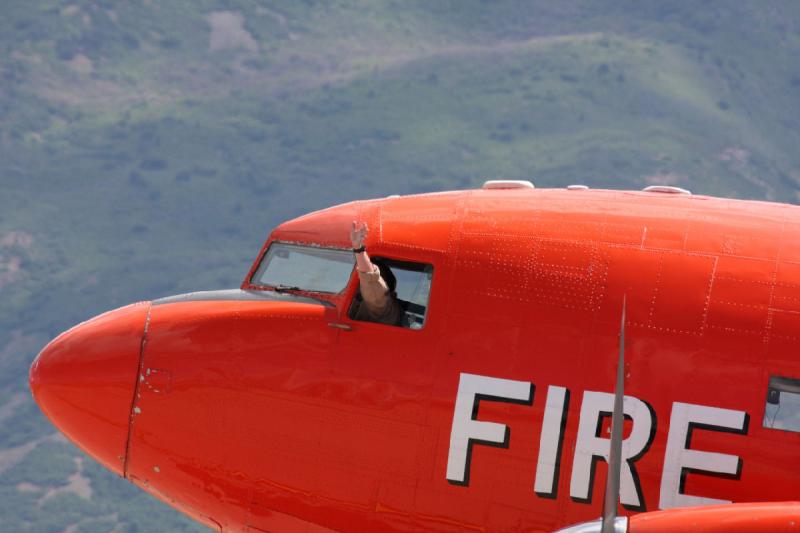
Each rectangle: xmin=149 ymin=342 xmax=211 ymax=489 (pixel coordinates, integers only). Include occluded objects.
xmin=602 ymin=296 xmax=626 ymax=533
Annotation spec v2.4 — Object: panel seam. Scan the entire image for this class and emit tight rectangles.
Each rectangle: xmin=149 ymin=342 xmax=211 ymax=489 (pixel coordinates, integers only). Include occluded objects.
xmin=123 ymin=303 xmax=151 ymax=478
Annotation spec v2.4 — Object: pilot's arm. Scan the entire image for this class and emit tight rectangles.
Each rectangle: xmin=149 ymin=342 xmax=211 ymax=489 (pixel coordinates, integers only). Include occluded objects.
xmin=350 ymin=221 xmax=392 ymax=316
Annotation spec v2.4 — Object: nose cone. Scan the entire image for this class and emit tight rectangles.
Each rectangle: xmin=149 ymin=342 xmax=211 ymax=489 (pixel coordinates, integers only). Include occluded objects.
xmin=30 ymin=302 xmax=150 ymax=476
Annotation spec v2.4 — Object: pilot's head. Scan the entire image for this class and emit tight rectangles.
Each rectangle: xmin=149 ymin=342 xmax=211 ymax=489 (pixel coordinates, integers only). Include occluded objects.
xmin=371 ymin=259 xmax=397 ymax=295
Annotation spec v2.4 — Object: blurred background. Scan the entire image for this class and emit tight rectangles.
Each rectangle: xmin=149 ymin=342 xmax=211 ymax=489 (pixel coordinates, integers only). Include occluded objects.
xmin=1 ymin=1 xmax=799 ymax=531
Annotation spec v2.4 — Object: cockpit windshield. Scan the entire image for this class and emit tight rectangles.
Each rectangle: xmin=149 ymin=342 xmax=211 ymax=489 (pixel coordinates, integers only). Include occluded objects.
xmin=250 ymin=243 xmax=354 ymax=294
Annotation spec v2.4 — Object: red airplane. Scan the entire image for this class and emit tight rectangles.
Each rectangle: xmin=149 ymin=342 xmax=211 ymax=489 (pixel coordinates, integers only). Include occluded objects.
xmin=30 ymin=181 xmax=800 ymax=532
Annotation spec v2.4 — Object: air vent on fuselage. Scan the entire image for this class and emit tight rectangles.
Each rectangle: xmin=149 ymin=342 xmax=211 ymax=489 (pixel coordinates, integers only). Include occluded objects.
xmin=482 ymin=180 xmax=535 ymax=190
xmin=567 ymin=185 xmax=589 ymax=190
xmin=642 ymin=185 xmax=692 ymax=195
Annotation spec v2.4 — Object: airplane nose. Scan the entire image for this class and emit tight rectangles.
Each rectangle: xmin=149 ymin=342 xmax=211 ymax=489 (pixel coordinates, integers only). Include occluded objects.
xmin=30 ymin=302 xmax=150 ymax=476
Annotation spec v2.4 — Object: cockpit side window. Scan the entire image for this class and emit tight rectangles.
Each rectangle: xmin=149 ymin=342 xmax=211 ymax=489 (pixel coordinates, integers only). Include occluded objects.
xmin=763 ymin=375 xmax=800 ymax=433
xmin=250 ymin=243 xmax=354 ymax=294
xmin=349 ymin=258 xmax=433 ymax=329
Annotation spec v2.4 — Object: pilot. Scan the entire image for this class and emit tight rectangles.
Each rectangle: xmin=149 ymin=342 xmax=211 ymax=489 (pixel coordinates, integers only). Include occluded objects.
xmin=350 ymin=221 xmax=404 ymax=326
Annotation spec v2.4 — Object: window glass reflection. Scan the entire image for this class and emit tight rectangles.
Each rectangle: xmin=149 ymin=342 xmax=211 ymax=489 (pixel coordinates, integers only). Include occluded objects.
xmin=763 ymin=376 xmax=800 ymax=433
xmin=251 ymin=243 xmax=354 ymax=294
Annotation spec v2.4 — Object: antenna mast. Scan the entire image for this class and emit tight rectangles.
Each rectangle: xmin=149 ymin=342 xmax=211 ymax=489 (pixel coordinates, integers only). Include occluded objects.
xmin=602 ymin=296 xmax=626 ymax=533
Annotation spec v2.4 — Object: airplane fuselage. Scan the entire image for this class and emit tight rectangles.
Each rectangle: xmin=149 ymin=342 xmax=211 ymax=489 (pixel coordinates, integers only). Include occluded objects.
xmin=30 ymin=187 xmax=800 ymax=532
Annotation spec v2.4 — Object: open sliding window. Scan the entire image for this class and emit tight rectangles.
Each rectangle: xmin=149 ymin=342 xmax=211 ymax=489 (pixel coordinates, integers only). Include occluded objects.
xmin=251 ymin=243 xmax=354 ymax=294
xmin=350 ymin=259 xmax=433 ymax=329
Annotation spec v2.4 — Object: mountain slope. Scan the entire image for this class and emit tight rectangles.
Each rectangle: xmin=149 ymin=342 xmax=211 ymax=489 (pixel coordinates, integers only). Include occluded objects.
xmin=1 ymin=1 xmax=799 ymax=530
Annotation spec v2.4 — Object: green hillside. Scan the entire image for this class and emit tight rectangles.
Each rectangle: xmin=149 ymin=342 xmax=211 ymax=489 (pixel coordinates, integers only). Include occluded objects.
xmin=1 ymin=1 xmax=799 ymax=531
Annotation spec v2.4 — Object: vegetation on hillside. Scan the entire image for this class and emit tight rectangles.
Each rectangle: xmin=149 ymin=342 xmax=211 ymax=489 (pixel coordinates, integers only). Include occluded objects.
xmin=1 ymin=1 xmax=798 ymax=530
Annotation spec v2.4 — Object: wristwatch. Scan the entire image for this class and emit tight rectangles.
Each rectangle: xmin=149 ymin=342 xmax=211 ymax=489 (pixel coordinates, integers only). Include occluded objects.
xmin=353 ymin=246 xmax=366 ymax=253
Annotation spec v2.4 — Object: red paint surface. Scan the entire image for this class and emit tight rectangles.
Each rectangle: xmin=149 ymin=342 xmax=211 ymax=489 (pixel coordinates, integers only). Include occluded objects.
xmin=629 ymin=502 xmax=800 ymax=532
xmin=30 ymin=301 xmax=149 ymax=475
xmin=30 ymin=188 xmax=800 ymax=531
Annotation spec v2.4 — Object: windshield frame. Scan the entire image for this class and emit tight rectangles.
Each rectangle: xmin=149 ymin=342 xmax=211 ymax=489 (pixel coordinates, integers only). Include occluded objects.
xmin=248 ymin=241 xmax=355 ymax=295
